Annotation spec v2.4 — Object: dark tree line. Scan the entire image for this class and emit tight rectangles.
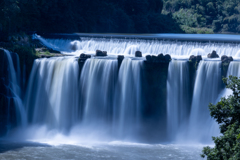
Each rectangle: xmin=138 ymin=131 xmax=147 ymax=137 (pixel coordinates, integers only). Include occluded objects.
xmin=0 ymin=0 xmax=183 ymax=38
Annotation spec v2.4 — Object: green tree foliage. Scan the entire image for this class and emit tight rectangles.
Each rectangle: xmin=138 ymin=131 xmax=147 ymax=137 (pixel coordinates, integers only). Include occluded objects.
xmin=201 ymin=76 xmax=240 ymax=159
xmin=163 ymin=0 xmax=240 ymax=33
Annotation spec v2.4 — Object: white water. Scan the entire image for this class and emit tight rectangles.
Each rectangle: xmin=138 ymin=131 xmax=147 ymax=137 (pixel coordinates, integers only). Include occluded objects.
xmin=80 ymin=58 xmax=118 ymax=133
xmin=188 ymin=61 xmax=222 ymax=143
xmin=23 ymin=57 xmax=145 ymax=142
xmin=219 ymin=61 xmax=240 ymax=98
xmin=6 ymin=34 xmax=240 ymax=159
xmin=3 ymin=50 xmax=26 ymax=128
xmin=167 ymin=60 xmax=191 ymax=141
xmin=34 ymin=34 xmax=240 ymax=57
xmin=113 ymin=58 xmax=143 ymax=140
xmin=24 ymin=57 xmax=80 ymax=132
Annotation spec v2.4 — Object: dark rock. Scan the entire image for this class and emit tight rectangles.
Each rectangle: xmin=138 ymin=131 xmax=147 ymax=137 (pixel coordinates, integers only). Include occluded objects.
xmin=80 ymin=53 xmax=86 ymax=58
xmin=189 ymin=55 xmax=202 ymax=63
xmin=164 ymin=54 xmax=171 ymax=62
xmin=208 ymin=50 xmax=219 ymax=58
xmin=117 ymin=55 xmax=124 ymax=61
xmin=189 ymin=55 xmax=197 ymax=62
xmin=152 ymin=55 xmax=158 ymax=62
xmin=135 ymin=51 xmax=142 ymax=57
xmin=196 ymin=55 xmax=202 ymax=62
xmin=146 ymin=55 xmax=152 ymax=62
xmin=157 ymin=54 xmax=164 ymax=62
xmin=221 ymin=55 xmax=233 ymax=63
xmin=80 ymin=53 xmax=91 ymax=59
xmin=102 ymin=51 xmax=107 ymax=56
xmin=221 ymin=55 xmax=228 ymax=63
xmin=96 ymin=50 xmax=107 ymax=56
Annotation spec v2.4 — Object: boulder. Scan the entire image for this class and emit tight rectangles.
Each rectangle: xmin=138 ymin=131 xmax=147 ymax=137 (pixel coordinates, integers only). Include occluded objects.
xmin=189 ymin=55 xmax=197 ymax=63
xmin=146 ymin=55 xmax=152 ymax=62
xmin=157 ymin=53 xmax=164 ymax=62
xmin=117 ymin=55 xmax=124 ymax=61
xmin=80 ymin=53 xmax=91 ymax=59
xmin=96 ymin=50 xmax=107 ymax=56
xmin=152 ymin=55 xmax=158 ymax=62
xmin=229 ymin=56 xmax=233 ymax=62
xmin=196 ymin=55 xmax=202 ymax=62
xmin=135 ymin=51 xmax=142 ymax=57
xmin=102 ymin=51 xmax=107 ymax=56
xmin=221 ymin=55 xmax=233 ymax=63
xmin=164 ymin=54 xmax=171 ymax=62
xmin=189 ymin=55 xmax=202 ymax=63
xmin=207 ymin=50 xmax=219 ymax=58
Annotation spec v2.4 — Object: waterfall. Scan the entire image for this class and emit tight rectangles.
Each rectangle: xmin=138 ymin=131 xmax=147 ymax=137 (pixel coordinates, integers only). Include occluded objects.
xmin=24 ymin=56 xmax=145 ymax=140
xmin=219 ymin=61 xmax=240 ymax=98
xmin=24 ymin=57 xmax=80 ymax=132
xmin=34 ymin=34 xmax=240 ymax=57
xmin=0 ymin=50 xmax=26 ymax=131
xmin=113 ymin=58 xmax=143 ymax=139
xmin=188 ymin=60 xmax=222 ymax=143
xmin=167 ymin=60 xmax=191 ymax=141
xmin=80 ymin=58 xmax=118 ymax=131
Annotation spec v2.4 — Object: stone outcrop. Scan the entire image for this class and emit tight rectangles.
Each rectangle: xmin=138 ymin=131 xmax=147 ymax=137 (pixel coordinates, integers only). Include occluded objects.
xmin=221 ymin=55 xmax=233 ymax=63
xmin=145 ymin=54 xmax=171 ymax=63
xmin=189 ymin=55 xmax=202 ymax=63
xmin=96 ymin=50 xmax=107 ymax=56
xmin=207 ymin=50 xmax=219 ymax=58
xmin=135 ymin=51 xmax=142 ymax=57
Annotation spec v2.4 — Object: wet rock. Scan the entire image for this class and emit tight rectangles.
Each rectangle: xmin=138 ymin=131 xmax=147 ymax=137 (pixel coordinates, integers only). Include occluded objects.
xmin=196 ymin=55 xmax=202 ymax=62
xmin=80 ymin=53 xmax=91 ymax=59
xmin=164 ymin=54 xmax=171 ymax=62
xmin=229 ymin=56 xmax=233 ymax=62
xmin=207 ymin=50 xmax=219 ymax=58
xmin=79 ymin=53 xmax=91 ymax=63
xmin=117 ymin=55 xmax=124 ymax=61
xmin=146 ymin=55 xmax=152 ymax=62
xmin=221 ymin=55 xmax=233 ymax=63
xmin=135 ymin=51 xmax=142 ymax=57
xmin=189 ymin=55 xmax=202 ymax=63
xmin=152 ymin=55 xmax=158 ymax=62
xmin=102 ymin=51 xmax=107 ymax=56
xmin=96 ymin=50 xmax=107 ymax=56
xmin=157 ymin=53 xmax=164 ymax=62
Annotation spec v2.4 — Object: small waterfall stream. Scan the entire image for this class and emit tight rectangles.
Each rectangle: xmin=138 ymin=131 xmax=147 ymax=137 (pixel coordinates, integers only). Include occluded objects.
xmin=188 ymin=60 xmax=222 ymax=143
xmin=0 ymin=50 xmax=27 ymax=132
xmin=167 ymin=60 xmax=191 ymax=141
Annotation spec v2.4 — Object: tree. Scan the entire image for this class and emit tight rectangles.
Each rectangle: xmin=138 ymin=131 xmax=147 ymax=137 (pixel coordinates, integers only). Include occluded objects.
xmin=201 ymin=76 xmax=240 ymax=160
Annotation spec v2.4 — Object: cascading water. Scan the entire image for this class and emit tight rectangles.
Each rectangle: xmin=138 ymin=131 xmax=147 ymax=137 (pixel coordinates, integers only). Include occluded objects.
xmin=80 ymin=58 xmax=118 ymax=131
xmin=0 ymin=50 xmax=26 ymax=132
xmin=34 ymin=34 xmax=240 ymax=57
xmin=113 ymin=58 xmax=143 ymax=140
xmin=188 ymin=60 xmax=222 ymax=143
xmin=219 ymin=61 xmax=240 ymax=98
xmin=167 ymin=60 xmax=191 ymax=141
xmin=24 ymin=57 xmax=80 ymax=132
xmin=24 ymin=56 xmax=144 ymax=141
